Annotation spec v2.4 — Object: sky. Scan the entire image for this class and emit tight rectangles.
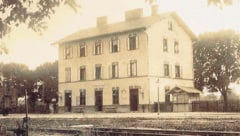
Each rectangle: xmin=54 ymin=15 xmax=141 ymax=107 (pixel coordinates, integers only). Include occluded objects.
xmin=1 ymin=0 xmax=240 ymax=70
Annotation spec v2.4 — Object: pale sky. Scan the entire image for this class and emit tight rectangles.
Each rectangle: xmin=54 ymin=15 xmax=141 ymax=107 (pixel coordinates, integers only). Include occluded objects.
xmin=1 ymin=0 xmax=240 ymax=70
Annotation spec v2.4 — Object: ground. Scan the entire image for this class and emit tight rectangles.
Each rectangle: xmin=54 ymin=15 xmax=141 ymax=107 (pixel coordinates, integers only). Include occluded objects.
xmin=1 ymin=112 xmax=240 ymax=135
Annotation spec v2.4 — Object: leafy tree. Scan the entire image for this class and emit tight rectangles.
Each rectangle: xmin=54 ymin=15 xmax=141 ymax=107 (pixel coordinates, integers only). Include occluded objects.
xmin=194 ymin=30 xmax=240 ymax=111
xmin=0 ymin=0 xmax=79 ymax=38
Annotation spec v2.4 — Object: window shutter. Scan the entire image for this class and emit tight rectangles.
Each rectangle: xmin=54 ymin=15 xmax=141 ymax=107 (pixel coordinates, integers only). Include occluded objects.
xmin=85 ymin=45 xmax=87 ymax=57
xmin=70 ymin=47 xmax=73 ymax=58
xmin=77 ymin=45 xmax=80 ymax=57
xmin=101 ymin=42 xmax=103 ymax=54
xmin=127 ymin=63 xmax=130 ymax=77
xmin=93 ymin=66 xmax=96 ymax=80
xmin=101 ymin=66 xmax=103 ymax=79
xmin=116 ymin=63 xmax=119 ymax=77
xmin=93 ymin=44 xmax=95 ymax=55
xmin=109 ymin=65 xmax=112 ymax=78
xmin=136 ymin=36 xmax=139 ymax=49
xmin=180 ymin=65 xmax=183 ymax=78
xmin=127 ymin=37 xmax=130 ymax=50
xmin=170 ymin=64 xmax=172 ymax=77
xmin=135 ymin=61 xmax=137 ymax=76
xmin=117 ymin=39 xmax=120 ymax=52
xmin=109 ymin=40 xmax=112 ymax=53
xmin=77 ymin=68 xmax=80 ymax=80
xmin=63 ymin=47 xmax=66 ymax=59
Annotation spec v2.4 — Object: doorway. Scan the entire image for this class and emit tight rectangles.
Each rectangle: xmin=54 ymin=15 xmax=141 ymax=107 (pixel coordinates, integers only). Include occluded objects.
xmin=65 ymin=92 xmax=72 ymax=112
xmin=130 ymin=89 xmax=139 ymax=111
xmin=95 ymin=90 xmax=103 ymax=111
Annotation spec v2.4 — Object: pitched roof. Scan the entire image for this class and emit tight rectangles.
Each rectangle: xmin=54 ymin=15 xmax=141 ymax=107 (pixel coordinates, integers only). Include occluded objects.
xmin=54 ymin=12 xmax=196 ymax=45
xmin=166 ymin=86 xmax=202 ymax=94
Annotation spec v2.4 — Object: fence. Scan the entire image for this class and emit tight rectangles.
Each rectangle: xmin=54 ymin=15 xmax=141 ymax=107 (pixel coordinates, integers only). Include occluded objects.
xmin=192 ymin=100 xmax=240 ymax=112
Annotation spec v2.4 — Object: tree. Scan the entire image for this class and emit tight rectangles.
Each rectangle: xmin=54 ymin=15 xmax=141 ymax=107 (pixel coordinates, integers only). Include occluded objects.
xmin=194 ymin=30 xmax=240 ymax=111
xmin=0 ymin=0 xmax=79 ymax=38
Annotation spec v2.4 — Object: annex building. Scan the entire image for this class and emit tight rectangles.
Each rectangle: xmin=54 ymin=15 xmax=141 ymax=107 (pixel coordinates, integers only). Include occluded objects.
xmin=55 ymin=6 xmax=197 ymax=113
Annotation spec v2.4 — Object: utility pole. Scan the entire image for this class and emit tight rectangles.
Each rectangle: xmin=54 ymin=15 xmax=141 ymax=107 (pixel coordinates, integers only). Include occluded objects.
xmin=156 ymin=79 xmax=160 ymax=118
xmin=24 ymin=89 xmax=29 ymax=136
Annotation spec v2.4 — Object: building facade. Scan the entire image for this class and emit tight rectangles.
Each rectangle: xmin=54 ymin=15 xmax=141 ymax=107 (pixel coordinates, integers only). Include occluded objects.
xmin=56 ymin=7 xmax=196 ymax=113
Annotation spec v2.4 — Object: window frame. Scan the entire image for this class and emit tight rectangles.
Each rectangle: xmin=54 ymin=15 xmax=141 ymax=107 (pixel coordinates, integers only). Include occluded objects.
xmin=94 ymin=40 xmax=102 ymax=55
xmin=163 ymin=38 xmax=168 ymax=52
xmin=129 ymin=60 xmax=137 ymax=77
xmin=164 ymin=63 xmax=170 ymax=77
xmin=79 ymin=42 xmax=86 ymax=57
xmin=65 ymin=67 xmax=71 ymax=82
xmin=80 ymin=89 xmax=86 ymax=105
xmin=174 ymin=41 xmax=179 ymax=54
xmin=128 ymin=33 xmax=138 ymax=51
xmin=95 ymin=64 xmax=102 ymax=80
xmin=110 ymin=36 xmax=120 ymax=53
xmin=112 ymin=62 xmax=119 ymax=78
xmin=112 ymin=87 xmax=119 ymax=105
xmin=79 ymin=66 xmax=86 ymax=81
xmin=64 ymin=46 xmax=73 ymax=59
xmin=175 ymin=65 xmax=181 ymax=78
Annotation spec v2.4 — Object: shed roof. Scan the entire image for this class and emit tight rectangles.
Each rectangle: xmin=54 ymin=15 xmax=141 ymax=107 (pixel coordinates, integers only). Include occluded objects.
xmin=166 ymin=86 xmax=202 ymax=95
xmin=54 ymin=12 xmax=196 ymax=45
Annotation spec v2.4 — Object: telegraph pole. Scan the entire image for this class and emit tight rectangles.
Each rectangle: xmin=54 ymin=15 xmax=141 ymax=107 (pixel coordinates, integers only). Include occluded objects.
xmin=156 ymin=79 xmax=160 ymax=118
xmin=24 ymin=89 xmax=29 ymax=136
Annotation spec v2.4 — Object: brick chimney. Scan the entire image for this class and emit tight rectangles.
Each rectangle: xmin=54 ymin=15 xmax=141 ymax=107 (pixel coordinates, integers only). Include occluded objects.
xmin=151 ymin=5 xmax=158 ymax=16
xmin=96 ymin=16 xmax=107 ymax=27
xmin=125 ymin=8 xmax=143 ymax=21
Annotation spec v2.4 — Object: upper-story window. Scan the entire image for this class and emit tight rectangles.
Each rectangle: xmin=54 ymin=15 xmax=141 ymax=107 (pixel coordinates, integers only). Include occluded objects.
xmin=80 ymin=89 xmax=86 ymax=105
xmin=128 ymin=60 xmax=137 ymax=77
xmin=175 ymin=65 xmax=181 ymax=78
xmin=163 ymin=39 xmax=168 ymax=52
xmin=168 ymin=21 xmax=173 ymax=31
xmin=111 ymin=62 xmax=119 ymax=78
xmin=95 ymin=64 xmax=102 ymax=80
xmin=110 ymin=36 xmax=120 ymax=53
xmin=174 ymin=41 xmax=179 ymax=54
xmin=164 ymin=63 xmax=170 ymax=77
xmin=64 ymin=46 xmax=73 ymax=59
xmin=128 ymin=33 xmax=138 ymax=50
xmin=94 ymin=40 xmax=103 ymax=55
xmin=78 ymin=42 xmax=86 ymax=57
xmin=65 ymin=67 xmax=71 ymax=82
xmin=79 ymin=66 xmax=86 ymax=81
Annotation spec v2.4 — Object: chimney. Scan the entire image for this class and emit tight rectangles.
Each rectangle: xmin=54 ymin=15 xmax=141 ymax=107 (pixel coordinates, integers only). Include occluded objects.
xmin=151 ymin=5 xmax=158 ymax=16
xmin=125 ymin=8 xmax=143 ymax=21
xmin=96 ymin=16 xmax=107 ymax=27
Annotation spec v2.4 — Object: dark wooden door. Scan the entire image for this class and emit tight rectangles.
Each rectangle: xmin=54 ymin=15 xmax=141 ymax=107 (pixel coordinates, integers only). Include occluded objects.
xmin=95 ymin=90 xmax=103 ymax=111
xmin=130 ymin=89 xmax=139 ymax=111
xmin=65 ymin=92 xmax=72 ymax=112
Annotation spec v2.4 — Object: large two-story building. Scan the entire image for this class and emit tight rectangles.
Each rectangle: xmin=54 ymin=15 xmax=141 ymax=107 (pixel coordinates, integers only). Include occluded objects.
xmin=55 ymin=6 xmax=197 ymax=113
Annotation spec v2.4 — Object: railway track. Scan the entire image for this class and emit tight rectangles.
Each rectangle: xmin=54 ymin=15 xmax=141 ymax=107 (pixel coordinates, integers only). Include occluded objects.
xmin=31 ymin=127 xmax=240 ymax=136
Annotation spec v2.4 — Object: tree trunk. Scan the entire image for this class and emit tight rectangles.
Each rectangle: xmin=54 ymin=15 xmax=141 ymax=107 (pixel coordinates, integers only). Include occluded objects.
xmin=223 ymin=91 xmax=228 ymax=112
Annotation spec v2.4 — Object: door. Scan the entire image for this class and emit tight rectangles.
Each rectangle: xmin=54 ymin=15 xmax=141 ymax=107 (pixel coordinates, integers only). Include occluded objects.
xmin=95 ymin=90 xmax=103 ymax=111
xmin=130 ymin=89 xmax=139 ymax=111
xmin=65 ymin=92 xmax=72 ymax=112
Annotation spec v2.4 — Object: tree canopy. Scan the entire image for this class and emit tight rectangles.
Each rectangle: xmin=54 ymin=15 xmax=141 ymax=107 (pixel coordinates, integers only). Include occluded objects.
xmin=0 ymin=0 xmax=79 ymax=38
xmin=194 ymin=30 xmax=240 ymax=111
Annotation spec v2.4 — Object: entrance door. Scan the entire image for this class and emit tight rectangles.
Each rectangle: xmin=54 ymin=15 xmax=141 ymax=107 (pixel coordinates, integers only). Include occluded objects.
xmin=130 ymin=89 xmax=139 ymax=111
xmin=65 ymin=92 xmax=72 ymax=112
xmin=95 ymin=90 xmax=103 ymax=111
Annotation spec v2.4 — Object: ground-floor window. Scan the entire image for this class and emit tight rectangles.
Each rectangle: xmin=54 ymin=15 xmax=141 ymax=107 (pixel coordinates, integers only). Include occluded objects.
xmin=80 ymin=89 xmax=86 ymax=105
xmin=112 ymin=87 xmax=119 ymax=104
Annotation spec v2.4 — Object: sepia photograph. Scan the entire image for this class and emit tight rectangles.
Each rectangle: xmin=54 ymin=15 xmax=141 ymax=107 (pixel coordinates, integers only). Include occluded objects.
xmin=1 ymin=0 xmax=240 ymax=135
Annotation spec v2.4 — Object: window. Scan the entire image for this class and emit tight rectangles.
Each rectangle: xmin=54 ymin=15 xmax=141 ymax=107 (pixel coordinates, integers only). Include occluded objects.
xmin=164 ymin=64 xmax=169 ymax=77
xmin=128 ymin=34 xmax=138 ymax=50
xmin=79 ymin=43 xmax=86 ymax=57
xmin=80 ymin=89 xmax=86 ymax=105
xmin=163 ymin=39 xmax=168 ymax=52
xmin=95 ymin=65 xmax=102 ymax=80
xmin=129 ymin=60 xmax=137 ymax=77
xmin=112 ymin=62 xmax=119 ymax=78
xmin=110 ymin=37 xmax=119 ymax=53
xmin=94 ymin=40 xmax=102 ymax=55
xmin=65 ymin=67 xmax=71 ymax=82
xmin=174 ymin=41 xmax=179 ymax=54
xmin=64 ymin=46 xmax=73 ymax=59
xmin=79 ymin=66 xmax=86 ymax=81
xmin=175 ymin=65 xmax=181 ymax=78
xmin=168 ymin=21 xmax=173 ymax=31
xmin=112 ymin=87 xmax=119 ymax=104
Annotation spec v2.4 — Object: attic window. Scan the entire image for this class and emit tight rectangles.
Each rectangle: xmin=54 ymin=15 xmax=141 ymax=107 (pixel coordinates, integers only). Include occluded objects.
xmin=168 ymin=21 xmax=173 ymax=31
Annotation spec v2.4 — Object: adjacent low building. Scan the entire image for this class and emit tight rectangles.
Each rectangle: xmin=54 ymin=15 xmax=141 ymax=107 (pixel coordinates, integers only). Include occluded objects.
xmin=55 ymin=6 xmax=197 ymax=113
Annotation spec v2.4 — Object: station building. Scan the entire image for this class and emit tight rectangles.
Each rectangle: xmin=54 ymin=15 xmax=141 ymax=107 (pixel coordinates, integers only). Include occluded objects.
xmin=55 ymin=6 xmax=197 ymax=113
